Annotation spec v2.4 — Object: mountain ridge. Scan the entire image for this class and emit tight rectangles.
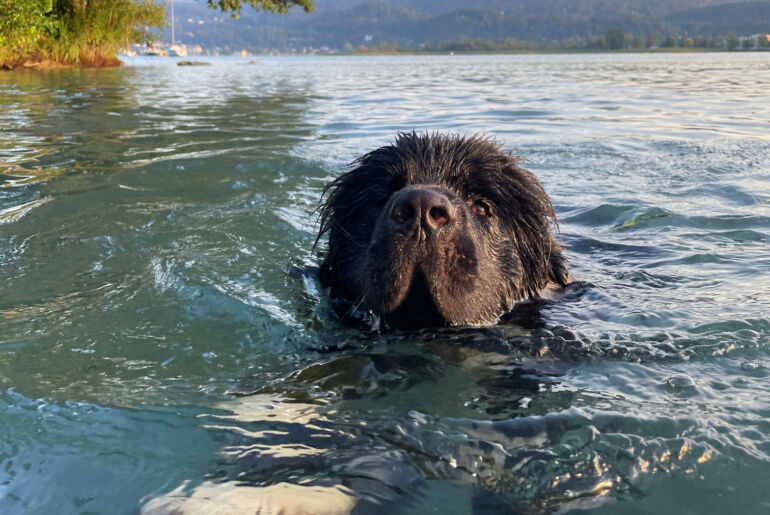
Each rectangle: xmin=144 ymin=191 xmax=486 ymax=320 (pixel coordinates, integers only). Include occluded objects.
xmin=167 ymin=0 xmax=770 ymax=52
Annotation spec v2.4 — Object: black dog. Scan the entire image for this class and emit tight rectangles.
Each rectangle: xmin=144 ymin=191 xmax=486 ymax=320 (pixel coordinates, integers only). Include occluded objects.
xmin=317 ymin=132 xmax=568 ymax=328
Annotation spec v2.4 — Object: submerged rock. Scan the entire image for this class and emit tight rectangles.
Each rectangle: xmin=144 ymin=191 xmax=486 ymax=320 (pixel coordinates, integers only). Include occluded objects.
xmin=177 ymin=61 xmax=212 ymax=66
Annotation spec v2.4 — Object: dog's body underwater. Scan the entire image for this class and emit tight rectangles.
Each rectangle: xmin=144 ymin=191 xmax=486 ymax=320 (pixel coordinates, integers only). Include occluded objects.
xmin=317 ymin=132 xmax=568 ymax=328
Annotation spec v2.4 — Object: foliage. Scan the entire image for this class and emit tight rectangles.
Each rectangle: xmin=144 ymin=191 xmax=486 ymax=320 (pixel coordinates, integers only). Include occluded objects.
xmin=0 ymin=0 xmax=53 ymax=65
xmin=605 ymin=28 xmax=625 ymax=50
xmin=436 ymin=38 xmax=536 ymax=52
xmin=350 ymin=37 xmax=541 ymax=54
xmin=204 ymin=0 xmax=313 ymax=16
xmin=1 ymin=0 xmax=166 ymax=67
xmin=0 ymin=0 xmax=315 ymax=68
xmin=49 ymin=0 xmax=167 ymax=64
xmin=584 ymin=37 xmax=607 ymax=50
xmin=668 ymin=1 xmax=770 ymax=37
xmin=348 ymin=30 xmax=770 ymax=55
xmin=645 ymin=30 xmax=660 ymax=48
xmin=661 ymin=35 xmax=678 ymax=48
xmin=741 ymin=37 xmax=753 ymax=50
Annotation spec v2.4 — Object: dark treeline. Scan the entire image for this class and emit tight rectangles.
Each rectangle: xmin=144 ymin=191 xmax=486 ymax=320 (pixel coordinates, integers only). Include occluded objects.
xmin=581 ymin=28 xmax=770 ymax=50
xmin=348 ymin=29 xmax=770 ymax=54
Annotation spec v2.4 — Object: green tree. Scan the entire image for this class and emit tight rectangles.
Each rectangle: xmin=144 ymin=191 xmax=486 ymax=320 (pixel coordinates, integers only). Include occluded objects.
xmin=727 ymin=34 xmax=740 ymax=50
xmin=1 ymin=0 xmax=167 ymax=67
xmin=584 ymin=36 xmax=607 ymax=50
xmin=1 ymin=0 xmax=314 ymax=68
xmin=0 ymin=0 xmax=52 ymax=66
xmin=661 ymin=35 xmax=677 ymax=48
xmin=376 ymin=41 xmax=399 ymax=52
xmin=58 ymin=0 xmax=168 ymax=64
xmin=498 ymin=37 xmax=524 ymax=50
xmin=742 ymin=37 xmax=753 ymax=50
xmin=204 ymin=0 xmax=312 ymax=16
xmin=632 ymin=36 xmax=644 ymax=49
xmin=646 ymin=30 xmax=660 ymax=48
xmin=605 ymin=28 xmax=625 ymax=50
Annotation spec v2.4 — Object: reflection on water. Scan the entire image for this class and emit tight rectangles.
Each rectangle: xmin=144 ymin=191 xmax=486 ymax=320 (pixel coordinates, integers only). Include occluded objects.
xmin=1 ymin=54 xmax=769 ymax=513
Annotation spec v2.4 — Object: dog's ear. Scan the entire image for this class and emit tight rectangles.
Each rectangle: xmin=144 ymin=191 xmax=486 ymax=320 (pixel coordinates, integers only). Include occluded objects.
xmin=548 ymin=241 xmax=569 ymax=287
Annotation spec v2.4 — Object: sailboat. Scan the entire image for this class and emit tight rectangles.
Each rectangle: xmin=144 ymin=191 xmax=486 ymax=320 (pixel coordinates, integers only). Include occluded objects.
xmin=167 ymin=0 xmax=188 ymax=57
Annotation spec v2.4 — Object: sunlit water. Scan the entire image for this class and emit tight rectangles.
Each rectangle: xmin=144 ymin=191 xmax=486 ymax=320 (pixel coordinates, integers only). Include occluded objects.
xmin=1 ymin=53 xmax=769 ymax=514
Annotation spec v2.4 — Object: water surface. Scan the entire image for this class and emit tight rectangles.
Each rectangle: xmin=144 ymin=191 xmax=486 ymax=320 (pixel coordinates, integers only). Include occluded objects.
xmin=1 ymin=53 xmax=769 ymax=514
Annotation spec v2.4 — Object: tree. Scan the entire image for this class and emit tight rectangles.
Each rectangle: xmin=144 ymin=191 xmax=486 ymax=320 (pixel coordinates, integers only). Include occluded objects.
xmin=683 ymin=37 xmax=694 ymax=48
xmin=1 ymin=0 xmax=315 ymax=68
xmin=758 ymin=34 xmax=770 ymax=49
xmin=377 ymin=41 xmax=399 ymax=52
xmin=1 ymin=0 xmax=167 ymax=67
xmin=584 ymin=36 xmax=607 ymax=50
xmin=203 ymin=0 xmax=312 ymax=16
xmin=632 ymin=36 xmax=644 ymax=49
xmin=0 ymin=0 xmax=52 ymax=66
xmin=742 ymin=37 xmax=753 ymax=50
xmin=727 ymin=34 xmax=740 ymax=50
xmin=661 ymin=35 xmax=677 ymax=48
xmin=646 ymin=30 xmax=660 ymax=48
xmin=605 ymin=28 xmax=625 ymax=50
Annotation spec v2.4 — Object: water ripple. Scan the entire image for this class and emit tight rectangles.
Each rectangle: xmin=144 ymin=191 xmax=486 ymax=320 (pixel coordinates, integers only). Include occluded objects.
xmin=0 ymin=54 xmax=769 ymax=513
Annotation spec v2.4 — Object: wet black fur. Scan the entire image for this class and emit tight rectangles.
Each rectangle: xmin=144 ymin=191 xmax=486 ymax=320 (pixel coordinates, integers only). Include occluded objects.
xmin=317 ymin=132 xmax=568 ymax=328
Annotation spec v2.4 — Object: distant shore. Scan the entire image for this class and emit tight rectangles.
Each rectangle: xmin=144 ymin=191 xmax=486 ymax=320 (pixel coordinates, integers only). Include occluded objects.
xmin=4 ymin=46 xmax=766 ymax=70
xmin=342 ymin=47 xmax=721 ymax=56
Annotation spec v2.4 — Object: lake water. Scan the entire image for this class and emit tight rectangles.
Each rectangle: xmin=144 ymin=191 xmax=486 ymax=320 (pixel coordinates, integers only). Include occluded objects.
xmin=1 ymin=53 xmax=769 ymax=514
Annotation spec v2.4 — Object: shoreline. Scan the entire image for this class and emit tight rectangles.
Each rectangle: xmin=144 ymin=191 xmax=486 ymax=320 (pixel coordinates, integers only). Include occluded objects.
xmin=3 ymin=47 xmax=765 ymax=69
xmin=0 ymin=55 xmax=123 ymax=71
xmin=339 ymin=47 xmax=760 ymax=56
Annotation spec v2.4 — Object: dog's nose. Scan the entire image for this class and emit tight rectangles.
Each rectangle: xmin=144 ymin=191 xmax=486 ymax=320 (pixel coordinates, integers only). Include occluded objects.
xmin=390 ymin=187 xmax=453 ymax=233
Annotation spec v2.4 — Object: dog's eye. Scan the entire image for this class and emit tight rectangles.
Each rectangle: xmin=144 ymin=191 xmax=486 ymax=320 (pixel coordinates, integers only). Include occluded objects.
xmin=471 ymin=200 xmax=492 ymax=217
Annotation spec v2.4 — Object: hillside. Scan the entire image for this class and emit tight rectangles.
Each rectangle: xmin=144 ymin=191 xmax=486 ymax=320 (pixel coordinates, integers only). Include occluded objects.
xmin=668 ymin=1 xmax=770 ymax=35
xmin=277 ymin=0 xmax=731 ymax=17
xmin=166 ymin=0 xmax=770 ymax=53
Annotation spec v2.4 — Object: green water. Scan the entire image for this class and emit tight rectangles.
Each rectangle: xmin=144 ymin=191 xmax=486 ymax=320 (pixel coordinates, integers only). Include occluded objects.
xmin=1 ymin=54 xmax=769 ymax=514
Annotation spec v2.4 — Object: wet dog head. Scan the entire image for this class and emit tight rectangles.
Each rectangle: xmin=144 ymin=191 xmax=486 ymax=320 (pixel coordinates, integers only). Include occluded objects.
xmin=317 ymin=132 xmax=568 ymax=328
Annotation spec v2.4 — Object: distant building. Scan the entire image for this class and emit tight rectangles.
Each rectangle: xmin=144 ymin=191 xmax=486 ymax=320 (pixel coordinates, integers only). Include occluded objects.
xmin=168 ymin=44 xmax=188 ymax=57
